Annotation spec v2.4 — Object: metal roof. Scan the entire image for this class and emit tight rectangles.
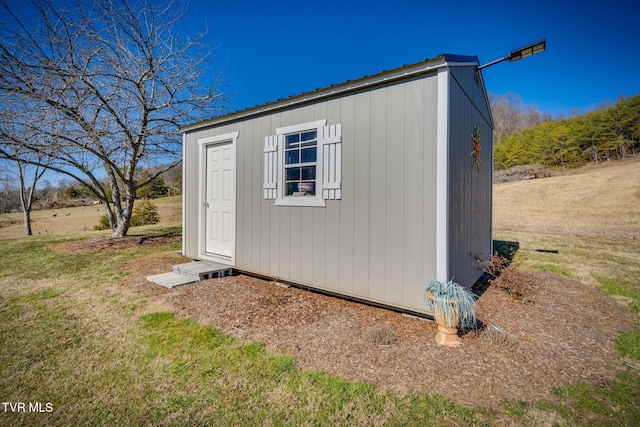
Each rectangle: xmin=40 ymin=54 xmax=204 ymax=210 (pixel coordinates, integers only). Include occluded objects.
xmin=180 ymin=53 xmax=480 ymax=132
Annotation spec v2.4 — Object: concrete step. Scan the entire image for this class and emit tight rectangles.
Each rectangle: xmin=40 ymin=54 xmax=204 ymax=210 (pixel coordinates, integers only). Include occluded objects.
xmin=147 ymin=260 xmax=234 ymax=288
xmin=146 ymin=272 xmax=197 ymax=289
xmin=172 ymin=261 xmax=233 ymax=280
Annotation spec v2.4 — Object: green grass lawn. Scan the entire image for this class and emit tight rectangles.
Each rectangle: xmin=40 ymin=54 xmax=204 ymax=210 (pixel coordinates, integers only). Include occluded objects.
xmin=1 ymin=226 xmax=639 ymax=426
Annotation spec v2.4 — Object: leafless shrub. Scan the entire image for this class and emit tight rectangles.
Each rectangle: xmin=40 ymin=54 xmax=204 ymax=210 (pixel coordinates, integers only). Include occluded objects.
xmin=494 ymin=164 xmax=553 ymax=183
xmin=366 ymin=324 xmax=398 ymax=346
xmin=481 ymin=252 xmax=511 ymax=278
xmin=493 ymin=264 xmax=534 ymax=302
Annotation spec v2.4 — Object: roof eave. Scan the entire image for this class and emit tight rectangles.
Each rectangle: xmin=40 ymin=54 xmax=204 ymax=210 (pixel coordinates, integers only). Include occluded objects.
xmin=180 ymin=54 xmax=480 ymax=133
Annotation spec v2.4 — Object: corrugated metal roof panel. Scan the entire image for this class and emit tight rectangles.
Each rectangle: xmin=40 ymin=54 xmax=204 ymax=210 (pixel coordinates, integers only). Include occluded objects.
xmin=180 ymin=54 xmax=479 ymax=132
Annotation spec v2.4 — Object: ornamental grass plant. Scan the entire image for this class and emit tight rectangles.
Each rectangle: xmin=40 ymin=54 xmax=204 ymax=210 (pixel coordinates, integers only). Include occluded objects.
xmin=424 ymin=279 xmax=477 ymax=331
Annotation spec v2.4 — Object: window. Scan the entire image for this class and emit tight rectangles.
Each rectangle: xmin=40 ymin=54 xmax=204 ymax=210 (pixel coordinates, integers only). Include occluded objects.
xmin=284 ymin=130 xmax=317 ymax=197
xmin=264 ymin=120 xmax=342 ymax=207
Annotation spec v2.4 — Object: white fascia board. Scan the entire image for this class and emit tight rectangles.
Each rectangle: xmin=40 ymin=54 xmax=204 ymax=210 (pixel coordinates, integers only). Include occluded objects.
xmin=436 ymin=67 xmax=449 ymax=282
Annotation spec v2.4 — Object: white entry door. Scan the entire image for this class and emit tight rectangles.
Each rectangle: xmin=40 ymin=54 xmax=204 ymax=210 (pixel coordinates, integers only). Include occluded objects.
xmin=204 ymin=142 xmax=234 ymax=259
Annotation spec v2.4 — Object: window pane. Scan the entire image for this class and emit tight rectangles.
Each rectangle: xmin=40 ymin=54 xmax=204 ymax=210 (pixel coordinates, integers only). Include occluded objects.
xmin=286 ymin=182 xmax=298 ymax=196
xmin=282 ymin=129 xmax=318 ymax=198
xmin=297 ymin=182 xmax=314 ymax=195
xmin=285 ymin=134 xmax=300 ymax=148
xmin=286 ymin=167 xmax=301 ymax=180
xmin=301 ymin=147 xmax=316 ymax=163
xmin=285 ymin=150 xmax=299 ymax=164
xmin=301 ymin=131 xmax=317 ymax=142
xmin=302 ymin=166 xmax=315 ymax=180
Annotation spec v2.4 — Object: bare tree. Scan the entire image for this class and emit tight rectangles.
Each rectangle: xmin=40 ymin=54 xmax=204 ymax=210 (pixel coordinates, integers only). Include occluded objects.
xmin=490 ymin=92 xmax=551 ymax=144
xmin=0 ymin=0 xmax=226 ymax=236
xmin=0 ymin=149 xmax=48 ymax=235
xmin=0 ymin=109 xmax=51 ymax=234
xmin=0 ymin=172 xmax=19 ymax=214
xmin=17 ymin=160 xmax=46 ymax=236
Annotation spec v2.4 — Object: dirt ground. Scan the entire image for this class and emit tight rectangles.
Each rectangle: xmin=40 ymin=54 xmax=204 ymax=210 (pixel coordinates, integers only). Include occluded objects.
xmin=61 ymin=235 xmax=635 ymax=409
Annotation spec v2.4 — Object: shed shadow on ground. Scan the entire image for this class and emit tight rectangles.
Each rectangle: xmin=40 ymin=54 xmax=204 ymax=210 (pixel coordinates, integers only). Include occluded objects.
xmin=493 ymin=239 xmax=520 ymax=260
xmin=466 ymin=239 xmax=521 ymax=334
xmin=471 ymin=239 xmax=520 ymax=298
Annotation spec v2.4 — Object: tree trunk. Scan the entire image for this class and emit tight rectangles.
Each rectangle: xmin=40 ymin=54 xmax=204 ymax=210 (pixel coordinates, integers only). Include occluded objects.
xmin=113 ymin=204 xmax=131 ymax=237
xmin=17 ymin=162 xmax=39 ymax=237
xmin=23 ymin=209 xmax=32 ymax=236
xmin=112 ymin=186 xmax=136 ymax=237
xmin=98 ymin=200 xmax=117 ymax=233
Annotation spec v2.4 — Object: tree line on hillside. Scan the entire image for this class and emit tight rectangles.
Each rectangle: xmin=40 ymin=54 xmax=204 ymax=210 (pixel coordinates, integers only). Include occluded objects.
xmin=493 ymin=94 xmax=640 ymax=170
xmin=490 ymin=92 xmax=555 ymax=144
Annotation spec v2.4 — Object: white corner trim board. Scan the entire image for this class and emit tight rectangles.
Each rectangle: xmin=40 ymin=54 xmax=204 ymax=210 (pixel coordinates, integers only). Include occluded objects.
xmin=436 ymin=67 xmax=449 ymax=282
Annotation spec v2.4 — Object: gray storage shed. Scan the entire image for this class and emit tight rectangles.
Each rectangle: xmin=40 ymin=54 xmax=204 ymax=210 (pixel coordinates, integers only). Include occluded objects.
xmin=180 ymin=53 xmax=493 ymax=316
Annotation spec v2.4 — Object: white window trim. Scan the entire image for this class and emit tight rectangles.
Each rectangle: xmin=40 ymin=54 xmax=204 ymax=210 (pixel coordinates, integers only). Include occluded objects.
xmin=274 ymin=120 xmax=327 ymax=207
xmin=276 ymin=120 xmax=327 ymax=136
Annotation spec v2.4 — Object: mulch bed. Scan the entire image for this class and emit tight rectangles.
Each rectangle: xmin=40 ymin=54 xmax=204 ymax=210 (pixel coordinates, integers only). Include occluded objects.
xmin=60 ymin=236 xmax=637 ymax=409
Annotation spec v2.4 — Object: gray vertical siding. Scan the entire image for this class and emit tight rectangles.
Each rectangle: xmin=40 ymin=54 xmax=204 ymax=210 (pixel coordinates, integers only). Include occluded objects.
xmin=447 ymin=66 xmax=493 ymax=288
xmin=183 ymin=65 xmax=489 ymax=314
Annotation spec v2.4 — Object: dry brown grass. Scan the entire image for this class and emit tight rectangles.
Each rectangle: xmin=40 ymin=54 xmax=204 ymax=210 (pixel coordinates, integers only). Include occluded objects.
xmin=0 ymin=195 xmax=182 ymax=239
xmin=493 ymin=157 xmax=640 ymax=239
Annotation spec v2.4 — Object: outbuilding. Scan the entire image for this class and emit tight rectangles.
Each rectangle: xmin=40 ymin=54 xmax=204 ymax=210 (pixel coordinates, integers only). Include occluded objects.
xmin=180 ymin=53 xmax=493 ymax=316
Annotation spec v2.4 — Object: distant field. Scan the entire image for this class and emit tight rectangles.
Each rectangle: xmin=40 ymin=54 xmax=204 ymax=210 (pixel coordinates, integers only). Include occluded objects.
xmin=493 ymin=157 xmax=640 ymax=304
xmin=0 ymin=196 xmax=182 ymax=239
xmin=493 ymin=157 xmax=640 ymax=239
xmin=3 ymin=159 xmax=639 ymax=241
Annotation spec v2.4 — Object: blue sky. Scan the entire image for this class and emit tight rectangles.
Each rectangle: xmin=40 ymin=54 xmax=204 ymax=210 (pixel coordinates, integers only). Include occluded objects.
xmin=187 ymin=0 xmax=640 ymax=117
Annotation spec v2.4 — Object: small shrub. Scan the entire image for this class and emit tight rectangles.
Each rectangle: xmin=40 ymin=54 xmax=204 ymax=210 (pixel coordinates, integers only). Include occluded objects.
xmin=93 ymin=200 xmax=160 ymax=230
xmin=130 ymin=200 xmax=160 ymax=227
xmin=366 ymin=324 xmax=398 ymax=346
xmin=94 ymin=214 xmax=111 ymax=230
xmin=494 ymin=264 xmax=533 ymax=301
xmin=481 ymin=252 xmax=510 ymax=278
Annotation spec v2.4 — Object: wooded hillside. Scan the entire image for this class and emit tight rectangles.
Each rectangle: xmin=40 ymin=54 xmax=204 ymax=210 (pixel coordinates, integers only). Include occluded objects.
xmin=494 ymin=94 xmax=640 ymax=169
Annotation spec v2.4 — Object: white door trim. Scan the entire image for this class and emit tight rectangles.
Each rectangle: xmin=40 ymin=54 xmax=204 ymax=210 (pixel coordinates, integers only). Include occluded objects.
xmin=197 ymin=131 xmax=238 ymax=266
